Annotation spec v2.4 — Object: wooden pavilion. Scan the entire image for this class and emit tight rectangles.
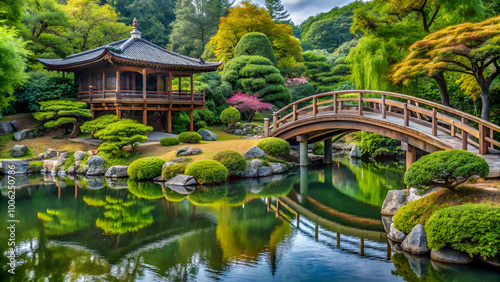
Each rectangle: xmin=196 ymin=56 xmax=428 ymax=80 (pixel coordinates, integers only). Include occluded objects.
xmin=38 ymin=18 xmax=222 ymax=132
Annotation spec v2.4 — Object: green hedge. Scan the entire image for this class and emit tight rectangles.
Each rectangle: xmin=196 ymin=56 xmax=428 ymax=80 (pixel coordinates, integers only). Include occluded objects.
xmin=185 ymin=160 xmax=228 ymax=184
xmin=127 ymin=157 xmax=165 ymax=180
xmin=161 ymin=163 xmax=187 ymax=181
xmin=257 ymin=137 xmax=291 ymax=159
xmin=160 ymin=137 xmax=180 ymax=146
xmin=178 ymin=132 xmax=202 ymax=143
xmin=426 ymin=204 xmax=500 ymax=258
xmin=220 ymin=107 xmax=240 ymax=125
xmin=212 ymin=150 xmax=247 ymax=176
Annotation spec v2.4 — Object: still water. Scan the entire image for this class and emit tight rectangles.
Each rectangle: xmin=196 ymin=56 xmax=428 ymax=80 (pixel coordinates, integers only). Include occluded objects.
xmin=1 ymin=155 xmax=499 ymax=281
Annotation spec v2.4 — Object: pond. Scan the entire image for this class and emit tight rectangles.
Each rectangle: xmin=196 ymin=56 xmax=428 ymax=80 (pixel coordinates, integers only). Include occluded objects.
xmin=1 ymin=154 xmax=499 ymax=281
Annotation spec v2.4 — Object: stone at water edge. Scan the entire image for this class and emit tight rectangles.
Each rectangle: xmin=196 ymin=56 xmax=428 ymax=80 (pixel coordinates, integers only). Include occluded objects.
xmin=86 ymin=156 xmax=106 ymax=176
xmin=67 ymin=166 xmax=76 ymax=175
xmin=388 ymin=223 xmax=406 ymax=242
xmin=74 ymin=150 xmax=87 ymax=161
xmin=0 ymin=121 xmax=14 ymax=135
xmin=407 ymin=187 xmax=444 ymax=202
xmin=199 ymin=129 xmax=217 ymax=141
xmin=165 ymin=174 xmax=198 ymax=187
xmin=43 ymin=157 xmax=66 ymax=173
xmin=1 ymin=160 xmax=29 ymax=174
xmin=350 ymin=145 xmax=362 ymax=158
xmin=10 ymin=144 xmax=28 ymax=157
xmin=381 ymin=190 xmax=408 ymax=215
xmin=105 ymin=165 xmax=129 ymax=178
xmin=270 ymin=162 xmax=288 ymax=174
xmin=43 ymin=148 xmax=57 ymax=159
xmin=13 ymin=129 xmax=32 ymax=141
xmin=258 ymin=166 xmax=272 ymax=177
xmin=243 ymin=146 xmax=265 ymax=159
xmin=76 ymin=165 xmax=89 ymax=174
xmin=9 ymin=120 xmax=21 ymax=131
xmin=401 ymin=224 xmax=429 ymax=255
xmin=36 ymin=153 xmax=44 ymax=160
xmin=240 ymin=159 xmax=263 ymax=178
xmin=381 ymin=215 xmax=393 ymax=233
xmin=57 ymin=151 xmax=69 ymax=158
xmin=431 ymin=248 xmax=473 ymax=264
xmin=175 ymin=146 xmax=202 ymax=157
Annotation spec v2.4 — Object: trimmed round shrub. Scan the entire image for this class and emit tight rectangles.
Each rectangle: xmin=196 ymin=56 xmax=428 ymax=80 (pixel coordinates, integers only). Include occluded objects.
xmin=160 ymin=137 xmax=180 ymax=146
xmin=212 ymin=150 xmax=247 ymax=176
xmin=405 ymin=149 xmax=489 ymax=193
xmin=161 ymin=163 xmax=187 ymax=181
xmin=257 ymin=137 xmax=291 ymax=159
xmin=194 ymin=120 xmax=208 ymax=131
xmin=185 ymin=160 xmax=228 ymax=184
xmin=426 ymin=204 xmax=500 ymax=258
xmin=127 ymin=157 xmax=165 ymax=180
xmin=187 ymin=185 xmax=228 ymax=206
xmin=234 ymin=32 xmax=278 ymax=66
xmin=163 ymin=187 xmax=187 ymax=202
xmin=178 ymin=132 xmax=202 ymax=143
xmin=220 ymin=107 xmax=241 ymax=126
xmin=128 ymin=180 xmax=164 ymax=199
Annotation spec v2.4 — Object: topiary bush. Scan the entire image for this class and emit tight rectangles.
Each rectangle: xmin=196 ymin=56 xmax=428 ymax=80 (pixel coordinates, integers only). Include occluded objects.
xmin=220 ymin=107 xmax=241 ymax=127
xmin=257 ymin=137 xmax=291 ymax=159
xmin=212 ymin=150 xmax=247 ymax=176
xmin=178 ymin=132 xmax=202 ymax=143
xmin=405 ymin=149 xmax=489 ymax=193
xmin=426 ymin=204 xmax=500 ymax=258
xmin=127 ymin=157 xmax=165 ymax=180
xmin=161 ymin=163 xmax=187 ymax=181
xmin=160 ymin=137 xmax=180 ymax=146
xmin=234 ymin=32 xmax=278 ymax=66
xmin=81 ymin=114 xmax=118 ymax=135
xmin=185 ymin=160 xmax=228 ymax=184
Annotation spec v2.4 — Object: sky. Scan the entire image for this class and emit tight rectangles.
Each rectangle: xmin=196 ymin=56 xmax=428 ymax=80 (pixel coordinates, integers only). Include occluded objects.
xmin=244 ymin=0 xmax=363 ymax=24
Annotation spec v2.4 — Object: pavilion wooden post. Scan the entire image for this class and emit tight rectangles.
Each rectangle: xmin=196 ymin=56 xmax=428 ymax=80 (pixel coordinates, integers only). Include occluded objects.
xmin=167 ymin=108 xmax=172 ymax=133
xmin=190 ymin=73 xmax=194 ymax=102
xmin=168 ymin=72 xmax=172 ymax=101
xmin=142 ymin=104 xmax=147 ymax=125
xmin=116 ymin=70 xmax=120 ymax=99
xmin=178 ymin=76 xmax=182 ymax=94
xmin=461 ymin=117 xmax=468 ymax=150
xmin=189 ymin=108 xmax=194 ymax=132
xmin=142 ymin=69 xmax=146 ymax=100
xmin=115 ymin=103 xmax=121 ymax=119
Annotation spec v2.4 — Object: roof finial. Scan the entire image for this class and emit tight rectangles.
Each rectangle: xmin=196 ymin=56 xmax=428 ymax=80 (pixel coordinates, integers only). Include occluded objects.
xmin=130 ymin=17 xmax=141 ymax=39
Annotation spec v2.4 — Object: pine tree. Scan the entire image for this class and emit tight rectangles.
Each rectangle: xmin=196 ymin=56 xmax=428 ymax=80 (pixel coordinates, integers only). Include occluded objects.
xmin=264 ymin=0 xmax=289 ymax=22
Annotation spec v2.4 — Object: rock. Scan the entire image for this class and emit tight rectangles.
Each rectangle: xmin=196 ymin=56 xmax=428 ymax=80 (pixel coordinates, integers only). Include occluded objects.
xmin=43 ymin=149 xmax=58 ymax=159
xmin=86 ymin=176 xmax=105 ymax=189
xmin=404 ymin=252 xmax=430 ymax=278
xmin=10 ymin=145 xmax=28 ymax=157
xmin=381 ymin=190 xmax=408 ymax=215
xmin=431 ymin=248 xmax=473 ymax=264
xmin=381 ymin=215 xmax=393 ymax=233
xmin=270 ymin=162 xmax=288 ymax=174
xmin=258 ymin=166 xmax=272 ymax=177
xmin=199 ymin=129 xmax=217 ymax=141
xmin=240 ymin=159 xmax=263 ymax=178
xmin=43 ymin=157 xmax=65 ymax=173
xmin=57 ymin=151 xmax=69 ymax=158
xmin=106 ymin=178 xmax=129 ymax=189
xmin=86 ymin=156 xmax=106 ymax=176
xmin=74 ymin=150 xmax=87 ymax=161
xmin=13 ymin=129 xmax=32 ymax=141
xmin=175 ymin=146 xmax=202 ymax=157
xmin=36 ymin=153 xmax=44 ymax=160
xmin=0 ymin=121 xmax=14 ymax=135
xmin=67 ymin=166 xmax=75 ymax=175
xmin=165 ymin=174 xmax=198 ymax=186
xmin=105 ymin=165 xmax=129 ymax=178
xmin=243 ymin=146 xmax=265 ymax=159
xmin=407 ymin=187 xmax=443 ymax=202
xmin=1 ymin=159 xmax=29 ymax=174
xmin=350 ymin=145 xmax=362 ymax=158
xmin=234 ymin=129 xmax=243 ymax=135
xmin=402 ymin=224 xmax=429 ymax=255
xmin=388 ymin=223 xmax=406 ymax=242
xmin=10 ymin=120 xmax=21 ymax=131
xmin=153 ymin=176 xmax=163 ymax=182
xmin=88 ymin=150 xmax=96 ymax=156
xmin=162 ymin=158 xmax=190 ymax=169
xmin=165 ymin=184 xmax=196 ymax=194
xmin=388 ymin=238 xmax=404 ymax=254
xmin=77 ymin=165 xmax=89 ymax=174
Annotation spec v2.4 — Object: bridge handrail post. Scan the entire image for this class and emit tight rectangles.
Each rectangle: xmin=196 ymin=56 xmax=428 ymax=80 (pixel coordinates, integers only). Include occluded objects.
xmin=479 ymin=124 xmax=489 ymax=155
xmin=273 ymin=112 xmax=279 ymax=131
xmin=333 ymin=93 xmax=338 ymax=114
xmin=490 ymin=129 xmax=495 ymax=149
xmin=382 ymin=95 xmax=386 ymax=119
xmin=313 ymin=96 xmax=317 ymax=116
xmin=264 ymin=118 xmax=270 ymax=138
xmin=293 ymin=104 xmax=298 ymax=121
xmin=404 ymin=103 xmax=409 ymax=126
xmin=461 ymin=117 xmax=468 ymax=150
xmin=432 ymin=108 xmax=438 ymax=136
xmin=358 ymin=93 xmax=363 ymax=116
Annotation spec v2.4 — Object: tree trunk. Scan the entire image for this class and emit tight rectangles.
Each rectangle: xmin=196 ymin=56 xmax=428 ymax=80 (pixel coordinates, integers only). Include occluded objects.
xmin=68 ymin=122 xmax=83 ymax=138
xmin=480 ymin=86 xmax=490 ymax=121
xmin=432 ymin=72 xmax=450 ymax=107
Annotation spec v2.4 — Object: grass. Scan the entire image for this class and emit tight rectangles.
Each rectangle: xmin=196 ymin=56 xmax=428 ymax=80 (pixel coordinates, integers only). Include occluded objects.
xmin=63 ymin=151 xmax=75 ymax=170
xmin=206 ymin=125 xmax=242 ymax=141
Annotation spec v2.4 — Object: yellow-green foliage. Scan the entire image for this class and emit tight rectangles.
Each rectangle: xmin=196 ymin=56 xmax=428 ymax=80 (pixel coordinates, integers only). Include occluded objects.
xmin=33 ymin=100 xmax=91 ymax=128
xmin=185 ymin=160 xmax=228 ymax=184
xmin=81 ymin=114 xmax=118 ymax=133
xmin=161 ymin=163 xmax=187 ymax=181
xmin=212 ymin=150 xmax=247 ymax=176
xmin=127 ymin=157 xmax=165 ymax=180
xmin=220 ymin=107 xmax=241 ymax=126
xmin=178 ymin=132 xmax=202 ymax=143
xmin=160 ymin=137 xmax=180 ymax=146
xmin=426 ymin=204 xmax=500 ymax=258
xmin=28 ymin=161 xmax=44 ymax=172
xmin=95 ymin=119 xmax=153 ymax=153
xmin=257 ymin=137 xmax=291 ymax=159
xmin=163 ymin=187 xmax=187 ymax=202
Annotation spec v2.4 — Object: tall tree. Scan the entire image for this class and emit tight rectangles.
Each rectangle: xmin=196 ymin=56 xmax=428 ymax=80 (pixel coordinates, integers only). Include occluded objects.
xmin=264 ymin=0 xmax=289 ymax=22
xmin=303 ymin=12 xmax=354 ymax=53
xmin=0 ymin=0 xmax=25 ymax=28
xmin=392 ymin=16 xmax=500 ymax=121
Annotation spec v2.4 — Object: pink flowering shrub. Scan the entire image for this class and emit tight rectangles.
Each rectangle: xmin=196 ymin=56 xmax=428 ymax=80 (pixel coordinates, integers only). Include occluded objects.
xmin=285 ymin=76 xmax=308 ymax=86
xmin=226 ymin=91 xmax=273 ymax=122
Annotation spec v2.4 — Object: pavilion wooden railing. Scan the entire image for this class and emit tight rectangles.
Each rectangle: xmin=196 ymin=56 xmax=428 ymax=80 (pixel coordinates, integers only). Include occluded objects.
xmin=77 ymin=90 xmax=205 ymax=103
xmin=265 ymin=90 xmax=500 ymax=155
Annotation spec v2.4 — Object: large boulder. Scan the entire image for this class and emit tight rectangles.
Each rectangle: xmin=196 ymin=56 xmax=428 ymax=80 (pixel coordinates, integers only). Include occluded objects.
xmin=270 ymin=162 xmax=288 ymax=174
xmin=407 ymin=187 xmax=443 ymax=203
xmin=350 ymin=145 xmax=362 ymax=158
xmin=165 ymin=174 xmax=198 ymax=186
xmin=381 ymin=215 xmax=393 ymax=233
xmin=43 ymin=149 xmax=58 ymax=159
xmin=10 ymin=145 xmax=28 ymax=157
xmin=74 ymin=150 xmax=87 ymax=161
xmin=381 ymin=190 xmax=408 ymax=215
xmin=57 ymin=151 xmax=69 ymax=158
xmin=9 ymin=120 xmax=21 ymax=131
xmin=401 ymin=224 xmax=429 ymax=255
xmin=387 ymin=223 xmax=406 ymax=242
xmin=76 ymin=165 xmax=89 ymax=175
xmin=13 ymin=129 xmax=32 ymax=141
xmin=1 ymin=159 xmax=29 ymax=174
xmin=243 ymin=146 xmax=265 ymax=159
xmin=43 ymin=157 xmax=65 ymax=173
xmin=86 ymin=156 xmax=106 ymax=176
xmin=258 ymin=166 xmax=272 ymax=177
xmin=67 ymin=166 xmax=76 ymax=175
xmin=175 ymin=146 xmax=202 ymax=157
xmin=0 ymin=121 xmax=14 ymax=135
xmin=199 ymin=129 xmax=217 ymax=141
xmin=240 ymin=159 xmax=263 ymax=178
xmin=105 ymin=165 xmax=129 ymax=178
xmin=430 ymin=248 xmax=473 ymax=264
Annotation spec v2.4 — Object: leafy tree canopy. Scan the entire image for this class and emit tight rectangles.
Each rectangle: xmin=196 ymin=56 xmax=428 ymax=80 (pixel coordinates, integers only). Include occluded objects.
xmin=95 ymin=118 xmax=153 ymax=153
xmin=303 ymin=12 xmax=355 ymax=53
xmin=16 ymin=74 xmax=77 ymax=111
xmin=234 ymin=32 xmax=278 ymax=66
xmin=33 ymin=99 xmax=91 ymax=137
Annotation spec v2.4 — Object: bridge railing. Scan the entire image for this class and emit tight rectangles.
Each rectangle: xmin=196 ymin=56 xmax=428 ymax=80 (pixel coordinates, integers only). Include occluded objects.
xmin=265 ymin=90 xmax=500 ymax=155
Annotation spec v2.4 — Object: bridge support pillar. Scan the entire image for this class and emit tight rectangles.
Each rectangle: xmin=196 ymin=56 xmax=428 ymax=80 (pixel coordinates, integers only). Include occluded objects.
xmin=297 ymin=135 xmax=308 ymax=166
xmin=324 ymin=138 xmax=333 ymax=164
xmin=404 ymin=143 xmax=417 ymax=170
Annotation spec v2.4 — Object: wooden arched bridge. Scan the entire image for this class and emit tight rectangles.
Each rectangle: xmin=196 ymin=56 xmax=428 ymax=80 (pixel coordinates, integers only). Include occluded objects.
xmin=263 ymin=90 xmax=500 ymax=178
